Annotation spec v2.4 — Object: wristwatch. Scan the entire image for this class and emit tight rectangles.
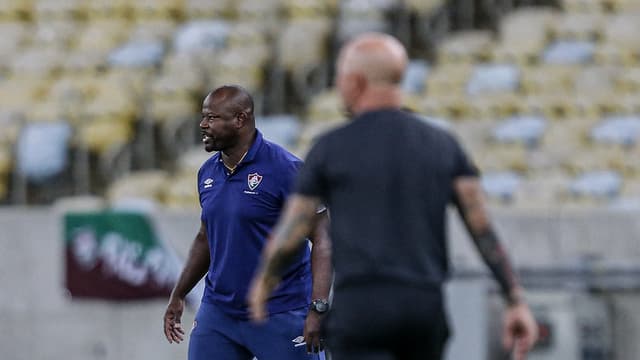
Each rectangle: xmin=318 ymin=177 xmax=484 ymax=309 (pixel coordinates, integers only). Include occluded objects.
xmin=309 ymin=299 xmax=330 ymax=314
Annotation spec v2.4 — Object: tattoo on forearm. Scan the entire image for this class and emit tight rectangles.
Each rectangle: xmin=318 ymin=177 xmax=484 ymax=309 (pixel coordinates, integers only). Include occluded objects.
xmin=473 ymin=228 xmax=520 ymax=304
xmin=263 ymin=200 xmax=318 ymax=278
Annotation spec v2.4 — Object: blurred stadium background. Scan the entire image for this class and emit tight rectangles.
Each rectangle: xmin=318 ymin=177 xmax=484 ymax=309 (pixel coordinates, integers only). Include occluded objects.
xmin=1 ymin=0 xmax=639 ymax=359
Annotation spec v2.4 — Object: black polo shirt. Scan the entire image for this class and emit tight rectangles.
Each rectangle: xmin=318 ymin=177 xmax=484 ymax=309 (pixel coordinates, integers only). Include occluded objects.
xmin=295 ymin=108 xmax=479 ymax=290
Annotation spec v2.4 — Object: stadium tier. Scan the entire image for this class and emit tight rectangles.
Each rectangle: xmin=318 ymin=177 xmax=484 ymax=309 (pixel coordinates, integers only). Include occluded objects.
xmin=0 ymin=0 xmax=638 ymax=211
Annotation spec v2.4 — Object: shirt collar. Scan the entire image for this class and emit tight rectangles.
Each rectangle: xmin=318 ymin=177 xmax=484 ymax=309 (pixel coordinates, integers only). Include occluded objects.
xmin=241 ymin=129 xmax=263 ymax=165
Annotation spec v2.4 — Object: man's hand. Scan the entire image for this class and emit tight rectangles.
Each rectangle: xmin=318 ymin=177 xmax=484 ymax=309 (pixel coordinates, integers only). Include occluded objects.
xmin=503 ymin=302 xmax=538 ymax=360
xmin=304 ymin=311 xmax=324 ymax=353
xmin=248 ymin=272 xmax=279 ymax=322
xmin=163 ymin=296 xmax=186 ymax=344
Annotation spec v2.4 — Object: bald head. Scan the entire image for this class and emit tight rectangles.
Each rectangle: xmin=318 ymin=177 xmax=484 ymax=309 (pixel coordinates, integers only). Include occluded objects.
xmin=205 ymin=85 xmax=254 ymax=121
xmin=338 ymin=33 xmax=408 ymax=86
xmin=200 ymin=85 xmax=255 ymax=153
xmin=335 ymin=33 xmax=408 ymax=115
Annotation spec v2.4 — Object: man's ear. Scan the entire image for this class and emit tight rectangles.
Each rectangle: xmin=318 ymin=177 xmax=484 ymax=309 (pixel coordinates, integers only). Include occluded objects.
xmin=236 ymin=112 xmax=248 ymax=128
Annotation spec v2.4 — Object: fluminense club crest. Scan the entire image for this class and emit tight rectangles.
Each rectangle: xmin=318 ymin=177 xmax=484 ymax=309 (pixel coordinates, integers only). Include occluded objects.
xmin=247 ymin=172 xmax=263 ymax=190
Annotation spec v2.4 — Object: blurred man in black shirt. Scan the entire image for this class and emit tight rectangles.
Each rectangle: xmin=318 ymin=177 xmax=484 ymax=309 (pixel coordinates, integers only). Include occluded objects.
xmin=249 ymin=32 xmax=538 ymax=360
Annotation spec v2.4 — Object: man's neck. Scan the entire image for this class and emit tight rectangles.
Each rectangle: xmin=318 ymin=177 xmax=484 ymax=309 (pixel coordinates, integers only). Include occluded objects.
xmin=222 ymin=129 xmax=256 ymax=167
xmin=351 ymin=86 xmax=403 ymax=116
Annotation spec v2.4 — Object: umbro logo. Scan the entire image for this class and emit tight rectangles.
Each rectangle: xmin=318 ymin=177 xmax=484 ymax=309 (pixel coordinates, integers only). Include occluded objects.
xmin=203 ymin=178 xmax=214 ymax=188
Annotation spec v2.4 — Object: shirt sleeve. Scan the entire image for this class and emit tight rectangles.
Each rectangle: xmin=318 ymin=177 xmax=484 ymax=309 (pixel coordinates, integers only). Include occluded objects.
xmin=294 ymin=139 xmax=329 ymax=200
xmin=451 ymin=136 xmax=480 ymax=178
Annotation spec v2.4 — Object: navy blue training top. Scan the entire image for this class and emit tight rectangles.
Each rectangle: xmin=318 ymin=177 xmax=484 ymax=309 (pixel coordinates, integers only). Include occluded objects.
xmin=198 ymin=130 xmax=311 ymax=319
xmin=295 ymin=109 xmax=479 ymax=290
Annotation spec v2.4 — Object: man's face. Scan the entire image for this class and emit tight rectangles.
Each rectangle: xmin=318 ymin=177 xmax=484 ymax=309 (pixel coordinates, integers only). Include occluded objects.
xmin=200 ymin=96 xmax=239 ymax=153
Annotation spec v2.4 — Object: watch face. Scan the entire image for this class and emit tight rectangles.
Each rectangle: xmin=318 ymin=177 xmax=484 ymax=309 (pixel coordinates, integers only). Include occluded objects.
xmin=313 ymin=300 xmax=329 ymax=313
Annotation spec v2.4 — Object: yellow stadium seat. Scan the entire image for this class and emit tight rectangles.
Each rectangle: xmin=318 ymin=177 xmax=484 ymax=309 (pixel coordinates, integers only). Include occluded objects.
xmin=77 ymin=120 xmax=132 ymax=154
xmin=283 ymin=0 xmax=337 ymax=18
xmin=9 ymin=47 xmax=66 ymax=78
xmin=469 ymin=93 xmax=526 ymax=120
xmin=184 ymin=0 xmax=234 ymax=19
xmin=129 ymin=18 xmax=178 ymax=42
xmin=130 ymin=0 xmax=183 ymax=20
xmin=0 ymin=0 xmax=32 ymax=20
xmin=495 ymin=7 xmax=557 ymax=64
xmin=84 ymin=0 xmax=129 ymax=19
xmin=74 ymin=19 xmax=131 ymax=52
xmin=106 ymin=170 xmax=169 ymax=203
xmin=31 ymin=19 xmax=79 ymax=49
xmin=278 ymin=19 xmax=332 ymax=73
xmin=572 ymin=65 xmax=618 ymax=96
xmin=306 ymin=90 xmax=345 ymax=123
xmin=615 ymin=66 xmax=640 ymax=92
xmin=607 ymin=0 xmax=640 ymax=12
xmin=520 ymin=64 xmax=576 ymax=96
xmin=0 ymin=143 xmax=13 ymax=175
xmin=0 ymin=111 xmax=23 ymax=146
xmin=162 ymin=172 xmax=199 ymax=209
xmin=425 ymin=63 xmax=473 ymax=97
xmin=176 ymin=146 xmax=212 ymax=174
xmin=524 ymin=95 xmax=579 ymax=120
xmin=562 ymin=0 xmax=605 ymax=13
xmin=227 ymin=21 xmax=268 ymax=48
xmin=602 ymin=14 xmax=640 ymax=52
xmin=420 ymin=94 xmax=474 ymax=121
xmin=0 ymin=76 xmax=50 ymax=112
xmin=593 ymin=43 xmax=637 ymax=66
xmin=147 ymin=96 xmax=197 ymax=124
xmin=210 ymin=49 xmax=268 ymax=93
xmin=437 ymin=31 xmax=494 ymax=64
xmin=406 ymin=0 xmax=444 ymax=15
xmin=475 ymin=143 xmax=529 ymax=173
xmin=549 ymin=13 xmax=604 ymax=41
xmin=33 ymin=0 xmax=85 ymax=20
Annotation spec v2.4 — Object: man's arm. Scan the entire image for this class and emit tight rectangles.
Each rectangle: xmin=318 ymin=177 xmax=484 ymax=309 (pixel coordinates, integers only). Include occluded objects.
xmin=453 ymin=177 xmax=538 ymax=360
xmin=249 ymin=194 xmax=322 ymax=321
xmin=453 ymin=177 xmax=521 ymax=303
xmin=305 ymin=212 xmax=332 ymax=353
xmin=163 ymin=221 xmax=210 ymax=344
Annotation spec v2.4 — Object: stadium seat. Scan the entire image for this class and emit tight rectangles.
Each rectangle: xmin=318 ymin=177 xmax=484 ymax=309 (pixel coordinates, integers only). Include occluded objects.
xmin=175 ymin=146 xmax=211 ymax=174
xmin=468 ymin=93 xmax=525 ymax=120
xmin=425 ymin=63 xmax=473 ymax=97
xmin=475 ymin=143 xmax=529 ymax=173
xmin=278 ymin=19 xmax=332 ymax=74
xmin=163 ymin=172 xmax=199 ymax=209
xmin=590 ymin=115 xmax=640 ymax=147
xmin=33 ymin=0 xmax=86 ymax=20
xmin=84 ymin=0 xmax=129 ymax=19
xmin=184 ymin=0 xmax=234 ymax=19
xmin=106 ymin=170 xmax=169 ymax=204
xmin=283 ymin=0 xmax=337 ymax=18
xmin=494 ymin=7 xmax=558 ymax=64
xmin=491 ymin=115 xmax=548 ymax=149
xmin=256 ymin=115 xmax=301 ymax=150
xmin=10 ymin=47 xmax=67 ymax=78
xmin=549 ymin=13 xmax=604 ymax=41
xmin=481 ymin=170 xmax=522 ymax=205
xmin=467 ymin=63 xmax=520 ymax=96
xmin=520 ymin=64 xmax=576 ymax=96
xmin=77 ymin=119 xmax=132 ymax=155
xmin=30 ymin=19 xmax=79 ymax=50
xmin=130 ymin=0 xmax=183 ymax=20
xmin=128 ymin=19 xmax=178 ymax=42
xmin=405 ymin=0 xmax=445 ymax=15
xmin=562 ymin=0 xmax=604 ymax=13
xmin=0 ymin=0 xmax=32 ymax=20
xmin=437 ymin=31 xmax=494 ymax=64
xmin=543 ymin=40 xmax=596 ymax=64
xmin=0 ymin=144 xmax=10 ymax=199
xmin=306 ymin=90 xmax=346 ymax=123
xmin=601 ymin=14 xmax=640 ymax=54
xmin=401 ymin=60 xmax=430 ymax=95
